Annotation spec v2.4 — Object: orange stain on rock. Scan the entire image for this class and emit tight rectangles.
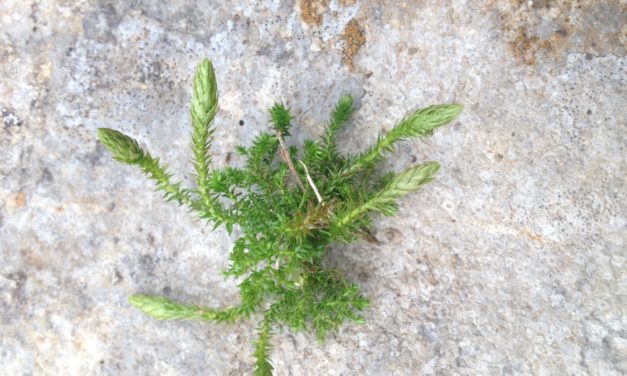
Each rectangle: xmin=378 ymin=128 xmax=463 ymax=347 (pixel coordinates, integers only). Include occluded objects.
xmin=15 ymin=192 xmax=26 ymax=207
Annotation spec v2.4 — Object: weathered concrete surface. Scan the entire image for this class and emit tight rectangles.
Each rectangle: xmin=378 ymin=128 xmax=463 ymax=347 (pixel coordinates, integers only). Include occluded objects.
xmin=1 ymin=1 xmax=625 ymax=375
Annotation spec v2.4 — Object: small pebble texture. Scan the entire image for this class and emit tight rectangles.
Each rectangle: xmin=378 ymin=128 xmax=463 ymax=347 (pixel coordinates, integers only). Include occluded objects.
xmin=1 ymin=1 xmax=625 ymax=375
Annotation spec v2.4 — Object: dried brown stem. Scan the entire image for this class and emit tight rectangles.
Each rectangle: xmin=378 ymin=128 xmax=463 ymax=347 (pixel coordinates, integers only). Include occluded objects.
xmin=299 ymin=160 xmax=323 ymax=203
xmin=275 ymin=131 xmax=306 ymax=191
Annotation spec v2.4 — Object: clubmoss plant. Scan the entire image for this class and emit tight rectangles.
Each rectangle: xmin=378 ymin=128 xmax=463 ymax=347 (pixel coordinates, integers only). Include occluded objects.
xmin=97 ymin=58 xmax=462 ymax=375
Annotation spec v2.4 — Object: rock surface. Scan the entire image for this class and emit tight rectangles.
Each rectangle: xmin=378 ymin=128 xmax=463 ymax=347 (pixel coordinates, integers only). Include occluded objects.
xmin=1 ymin=1 xmax=625 ymax=375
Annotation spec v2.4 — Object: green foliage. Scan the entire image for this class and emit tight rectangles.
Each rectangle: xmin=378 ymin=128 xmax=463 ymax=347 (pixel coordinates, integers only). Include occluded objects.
xmin=321 ymin=94 xmax=353 ymax=162
xmin=97 ymin=128 xmax=145 ymax=164
xmin=190 ymin=59 xmax=219 ymax=209
xmin=269 ymin=102 xmax=293 ymax=136
xmin=345 ymin=104 xmax=463 ymax=176
xmin=97 ymin=128 xmax=192 ymax=206
xmin=331 ymin=162 xmax=441 ymax=240
xmin=97 ymin=58 xmax=462 ymax=375
xmin=253 ymin=316 xmax=274 ymax=376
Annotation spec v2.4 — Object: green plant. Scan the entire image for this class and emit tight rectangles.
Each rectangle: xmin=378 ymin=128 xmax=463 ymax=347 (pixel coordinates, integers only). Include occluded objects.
xmin=97 ymin=58 xmax=462 ymax=375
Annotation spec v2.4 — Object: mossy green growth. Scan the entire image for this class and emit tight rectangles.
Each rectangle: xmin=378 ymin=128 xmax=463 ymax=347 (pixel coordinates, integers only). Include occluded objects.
xmin=97 ymin=58 xmax=462 ymax=376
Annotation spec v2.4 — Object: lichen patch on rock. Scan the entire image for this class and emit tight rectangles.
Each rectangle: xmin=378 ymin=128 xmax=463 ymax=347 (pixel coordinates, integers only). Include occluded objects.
xmin=299 ymin=0 xmax=329 ymax=26
xmin=493 ymin=0 xmax=626 ymax=65
xmin=341 ymin=18 xmax=366 ymax=68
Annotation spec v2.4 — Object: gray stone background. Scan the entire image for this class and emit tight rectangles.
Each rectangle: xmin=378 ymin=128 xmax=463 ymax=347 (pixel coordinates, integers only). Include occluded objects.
xmin=0 ymin=1 xmax=625 ymax=375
